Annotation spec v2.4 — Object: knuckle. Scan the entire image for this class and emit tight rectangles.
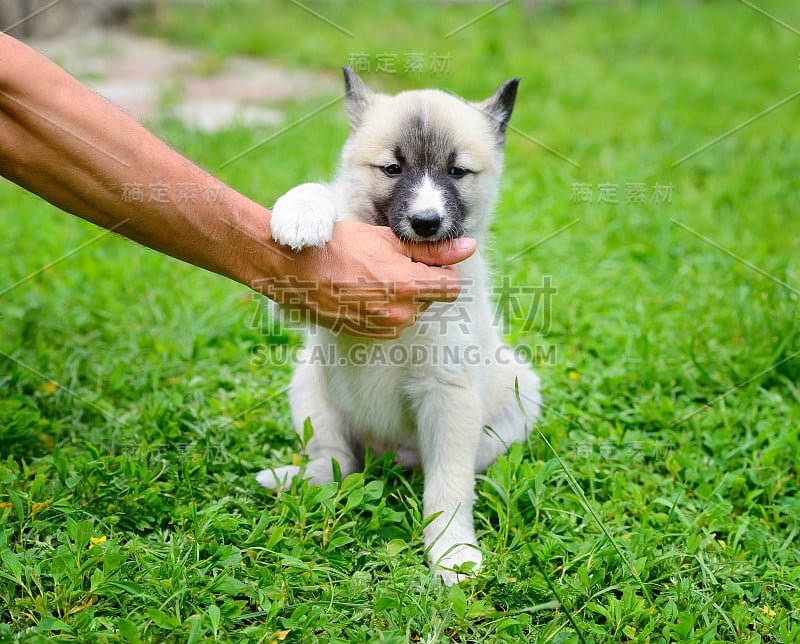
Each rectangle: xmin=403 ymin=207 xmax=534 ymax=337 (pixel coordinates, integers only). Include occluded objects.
xmin=382 ymin=304 xmax=415 ymax=328
xmin=392 ymin=279 xmax=417 ymax=298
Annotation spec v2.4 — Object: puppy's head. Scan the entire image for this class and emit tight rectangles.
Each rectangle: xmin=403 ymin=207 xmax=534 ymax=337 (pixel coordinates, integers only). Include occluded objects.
xmin=336 ymin=68 xmax=518 ymax=241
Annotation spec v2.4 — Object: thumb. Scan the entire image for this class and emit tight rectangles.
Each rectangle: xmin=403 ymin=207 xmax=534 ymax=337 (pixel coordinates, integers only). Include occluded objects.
xmin=399 ymin=237 xmax=477 ymax=266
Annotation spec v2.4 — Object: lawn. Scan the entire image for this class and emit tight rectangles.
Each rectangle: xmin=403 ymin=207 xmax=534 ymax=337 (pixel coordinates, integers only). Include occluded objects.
xmin=1 ymin=0 xmax=800 ymax=641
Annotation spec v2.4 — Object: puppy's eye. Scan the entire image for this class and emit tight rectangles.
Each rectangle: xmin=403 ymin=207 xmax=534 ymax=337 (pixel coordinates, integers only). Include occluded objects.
xmin=448 ymin=166 xmax=468 ymax=178
xmin=383 ymin=164 xmax=402 ymax=177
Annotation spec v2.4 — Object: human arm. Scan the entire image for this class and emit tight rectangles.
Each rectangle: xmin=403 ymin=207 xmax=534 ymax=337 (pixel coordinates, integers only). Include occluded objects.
xmin=0 ymin=34 xmax=475 ymax=337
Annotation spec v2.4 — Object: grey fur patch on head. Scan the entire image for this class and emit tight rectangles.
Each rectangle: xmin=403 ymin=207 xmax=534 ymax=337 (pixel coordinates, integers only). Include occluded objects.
xmin=396 ymin=113 xmax=456 ymax=170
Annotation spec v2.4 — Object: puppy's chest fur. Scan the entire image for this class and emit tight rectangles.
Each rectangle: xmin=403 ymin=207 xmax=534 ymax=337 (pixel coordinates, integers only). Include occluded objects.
xmin=308 ymin=250 xmax=495 ymax=445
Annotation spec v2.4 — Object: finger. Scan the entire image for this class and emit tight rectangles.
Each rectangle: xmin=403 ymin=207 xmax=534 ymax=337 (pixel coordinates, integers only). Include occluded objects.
xmin=404 ymin=265 xmax=464 ymax=303
xmin=399 ymin=237 xmax=477 ymax=266
xmin=317 ymin=310 xmax=403 ymax=339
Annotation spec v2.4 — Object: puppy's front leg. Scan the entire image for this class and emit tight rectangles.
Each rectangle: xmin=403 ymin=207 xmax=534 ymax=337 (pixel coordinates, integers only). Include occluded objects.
xmin=270 ymin=183 xmax=336 ymax=251
xmin=416 ymin=387 xmax=483 ymax=586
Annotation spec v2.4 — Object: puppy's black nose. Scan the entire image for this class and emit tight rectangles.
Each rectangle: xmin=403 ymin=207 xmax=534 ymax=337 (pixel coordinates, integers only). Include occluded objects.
xmin=410 ymin=210 xmax=441 ymax=238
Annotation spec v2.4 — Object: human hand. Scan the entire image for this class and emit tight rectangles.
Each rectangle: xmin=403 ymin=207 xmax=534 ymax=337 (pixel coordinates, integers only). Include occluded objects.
xmin=258 ymin=220 xmax=476 ymax=338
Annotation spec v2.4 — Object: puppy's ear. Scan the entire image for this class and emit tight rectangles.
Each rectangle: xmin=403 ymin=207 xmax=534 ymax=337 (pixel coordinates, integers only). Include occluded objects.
xmin=342 ymin=66 xmax=375 ymax=128
xmin=478 ymin=77 xmax=520 ymax=139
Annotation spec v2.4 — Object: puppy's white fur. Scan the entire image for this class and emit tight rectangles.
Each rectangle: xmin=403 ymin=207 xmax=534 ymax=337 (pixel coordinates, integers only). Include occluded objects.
xmin=270 ymin=183 xmax=335 ymax=250
xmin=260 ymin=71 xmax=542 ymax=586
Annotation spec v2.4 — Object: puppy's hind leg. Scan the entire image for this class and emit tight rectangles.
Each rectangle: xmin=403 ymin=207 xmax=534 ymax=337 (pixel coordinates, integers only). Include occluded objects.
xmin=257 ymin=360 xmax=361 ymax=489
xmin=475 ymin=366 xmax=542 ymax=473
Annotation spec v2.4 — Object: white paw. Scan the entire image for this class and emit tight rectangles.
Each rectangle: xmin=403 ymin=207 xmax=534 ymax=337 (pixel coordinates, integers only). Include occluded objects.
xmin=256 ymin=464 xmax=300 ymax=491
xmin=270 ymin=183 xmax=336 ymax=251
xmin=432 ymin=543 xmax=483 ymax=586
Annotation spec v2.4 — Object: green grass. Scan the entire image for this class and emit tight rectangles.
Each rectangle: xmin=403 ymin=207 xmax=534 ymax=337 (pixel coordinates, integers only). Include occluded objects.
xmin=2 ymin=0 xmax=800 ymax=641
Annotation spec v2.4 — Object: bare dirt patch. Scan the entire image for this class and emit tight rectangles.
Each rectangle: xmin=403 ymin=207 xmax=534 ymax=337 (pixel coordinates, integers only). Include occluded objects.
xmin=27 ymin=29 xmax=339 ymax=132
